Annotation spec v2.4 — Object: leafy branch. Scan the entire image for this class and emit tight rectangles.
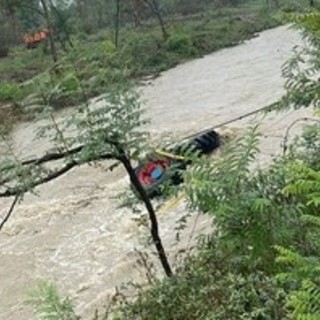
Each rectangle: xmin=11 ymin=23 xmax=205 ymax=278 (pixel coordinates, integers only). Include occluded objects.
xmin=0 ymin=83 xmax=173 ymax=278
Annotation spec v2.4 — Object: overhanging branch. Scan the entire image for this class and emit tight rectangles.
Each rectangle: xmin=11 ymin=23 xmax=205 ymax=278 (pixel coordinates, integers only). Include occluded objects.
xmin=1 ymin=136 xmax=119 ymax=172
xmin=1 ymin=145 xmax=83 ymax=173
xmin=0 ymin=194 xmax=20 ymax=231
xmin=0 ymin=152 xmax=117 ymax=198
xmin=0 ymin=151 xmax=119 ymax=233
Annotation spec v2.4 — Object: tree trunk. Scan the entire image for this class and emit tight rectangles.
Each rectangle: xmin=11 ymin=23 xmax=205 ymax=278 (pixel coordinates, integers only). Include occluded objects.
xmin=265 ymin=0 xmax=269 ymax=9
xmin=145 ymin=0 xmax=168 ymax=40
xmin=114 ymin=0 xmax=121 ymax=48
xmin=133 ymin=10 xmax=142 ymax=27
xmin=48 ymin=0 xmax=74 ymax=49
xmin=266 ymin=0 xmax=280 ymax=8
xmin=40 ymin=0 xmax=58 ymax=63
xmin=310 ymin=0 xmax=314 ymax=6
xmin=118 ymin=150 xmax=173 ymax=277
xmin=55 ymin=31 xmax=68 ymax=53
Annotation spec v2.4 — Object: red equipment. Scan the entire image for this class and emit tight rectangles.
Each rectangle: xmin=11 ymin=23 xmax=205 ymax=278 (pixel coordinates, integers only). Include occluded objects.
xmin=23 ymin=28 xmax=52 ymax=49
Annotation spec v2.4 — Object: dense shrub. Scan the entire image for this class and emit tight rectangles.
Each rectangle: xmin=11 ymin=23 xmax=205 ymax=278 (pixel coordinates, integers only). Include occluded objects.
xmin=117 ymin=243 xmax=287 ymax=320
xmin=165 ymin=31 xmax=197 ymax=56
xmin=0 ymin=83 xmax=23 ymax=102
xmin=0 ymin=46 xmax=9 ymax=58
xmin=0 ymin=27 xmax=9 ymax=58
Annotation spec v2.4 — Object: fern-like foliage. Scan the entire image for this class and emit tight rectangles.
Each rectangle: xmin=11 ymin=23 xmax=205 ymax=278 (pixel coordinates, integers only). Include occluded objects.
xmin=0 ymin=86 xmax=148 ymax=198
xmin=275 ymin=162 xmax=320 ymax=320
xmin=283 ymin=163 xmax=320 ymax=211
xmin=185 ymin=125 xmax=261 ymax=212
xmin=275 ymin=244 xmax=320 ymax=320
xmin=274 ymin=11 xmax=320 ymax=111
xmin=26 ymin=281 xmax=79 ymax=320
xmin=184 ymin=126 xmax=307 ymax=269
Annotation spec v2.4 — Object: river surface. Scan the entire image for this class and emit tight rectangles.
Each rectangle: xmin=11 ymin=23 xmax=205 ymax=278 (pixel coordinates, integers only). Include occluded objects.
xmin=0 ymin=25 xmax=313 ymax=319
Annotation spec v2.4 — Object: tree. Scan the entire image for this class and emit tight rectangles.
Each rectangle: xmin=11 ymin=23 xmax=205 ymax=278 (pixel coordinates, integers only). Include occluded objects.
xmin=0 ymin=13 xmax=9 ymax=57
xmin=48 ymin=0 xmax=74 ymax=50
xmin=40 ymin=0 xmax=58 ymax=62
xmin=265 ymin=0 xmax=280 ymax=9
xmin=270 ymin=11 xmax=320 ymax=319
xmin=275 ymin=11 xmax=320 ymax=112
xmin=144 ymin=0 xmax=168 ymax=40
xmin=72 ymin=0 xmax=111 ymax=33
xmin=0 ymin=83 xmax=172 ymax=277
xmin=114 ymin=0 xmax=121 ymax=47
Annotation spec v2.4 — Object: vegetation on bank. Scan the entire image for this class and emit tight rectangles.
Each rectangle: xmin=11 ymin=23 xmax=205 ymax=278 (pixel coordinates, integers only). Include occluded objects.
xmin=0 ymin=0 xmax=314 ymax=131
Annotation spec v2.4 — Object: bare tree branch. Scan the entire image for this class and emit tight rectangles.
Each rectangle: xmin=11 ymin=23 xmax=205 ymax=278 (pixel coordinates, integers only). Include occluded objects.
xmin=0 ymin=194 xmax=20 ymax=231
xmin=143 ymin=0 xmax=168 ymax=40
xmin=0 ymin=145 xmax=83 ymax=173
xmin=0 ymin=161 xmax=77 ymax=197
xmin=0 ymin=153 xmax=119 ymax=232
xmin=0 ymin=153 xmax=117 ymax=198
xmin=1 ymin=135 xmax=120 ymax=173
xmin=283 ymin=118 xmax=320 ymax=156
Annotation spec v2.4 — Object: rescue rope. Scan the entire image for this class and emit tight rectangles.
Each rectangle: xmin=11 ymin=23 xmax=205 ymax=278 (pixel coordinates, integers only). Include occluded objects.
xmin=156 ymin=102 xmax=277 ymax=215
xmin=183 ymin=103 xmax=275 ymax=140
xmin=158 ymin=193 xmax=185 ymax=215
xmin=155 ymin=149 xmax=185 ymax=160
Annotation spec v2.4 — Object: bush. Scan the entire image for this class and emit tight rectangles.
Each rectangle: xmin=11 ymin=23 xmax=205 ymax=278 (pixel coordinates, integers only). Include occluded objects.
xmin=165 ymin=31 xmax=197 ymax=56
xmin=170 ymin=0 xmax=211 ymax=16
xmin=0 ymin=83 xmax=22 ymax=102
xmin=120 ymin=32 xmax=172 ymax=76
xmin=117 ymin=243 xmax=287 ymax=320
xmin=27 ymin=281 xmax=78 ymax=320
xmin=287 ymin=123 xmax=320 ymax=170
xmin=0 ymin=26 xmax=9 ymax=58
xmin=0 ymin=46 xmax=9 ymax=58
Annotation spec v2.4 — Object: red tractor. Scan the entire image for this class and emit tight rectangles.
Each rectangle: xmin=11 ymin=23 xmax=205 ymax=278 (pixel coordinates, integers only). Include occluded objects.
xmin=23 ymin=28 xmax=52 ymax=49
xmin=132 ymin=130 xmax=220 ymax=197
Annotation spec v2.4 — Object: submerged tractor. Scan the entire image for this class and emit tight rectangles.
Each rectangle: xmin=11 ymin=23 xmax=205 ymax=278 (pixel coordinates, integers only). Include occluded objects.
xmin=132 ymin=130 xmax=220 ymax=197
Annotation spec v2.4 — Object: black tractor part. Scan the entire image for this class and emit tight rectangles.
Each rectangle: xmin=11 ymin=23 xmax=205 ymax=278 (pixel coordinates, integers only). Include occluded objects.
xmin=192 ymin=130 xmax=220 ymax=154
xmin=172 ymin=130 xmax=220 ymax=158
xmin=132 ymin=130 xmax=220 ymax=198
